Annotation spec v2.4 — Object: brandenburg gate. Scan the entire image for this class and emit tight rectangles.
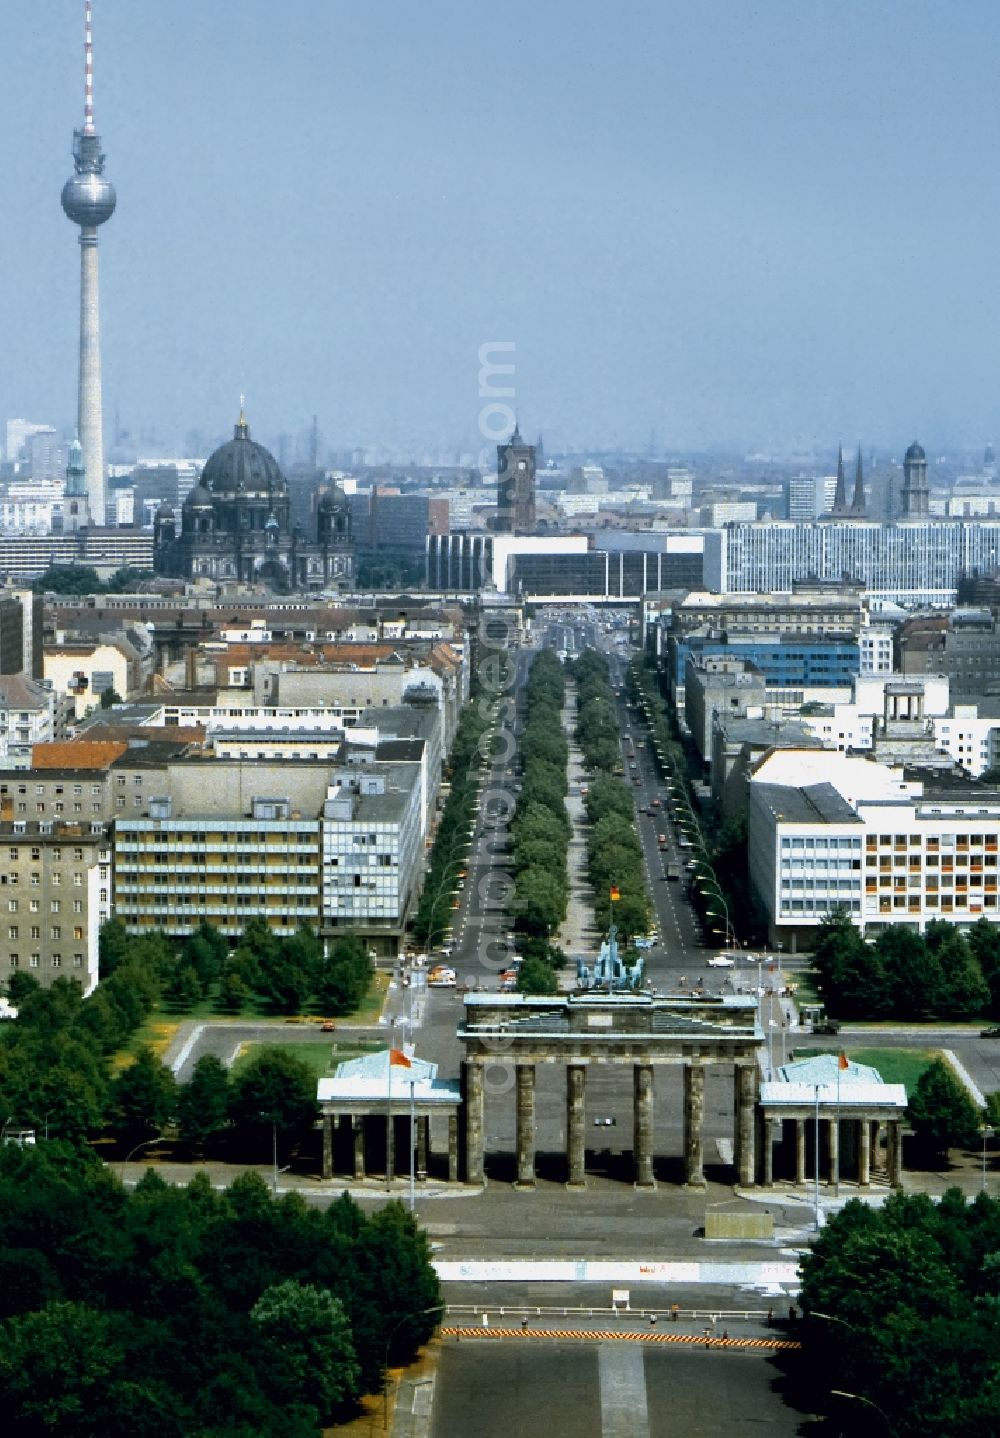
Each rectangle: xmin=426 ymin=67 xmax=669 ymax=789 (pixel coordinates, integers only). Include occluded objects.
xmin=458 ymin=991 xmax=762 ymax=1188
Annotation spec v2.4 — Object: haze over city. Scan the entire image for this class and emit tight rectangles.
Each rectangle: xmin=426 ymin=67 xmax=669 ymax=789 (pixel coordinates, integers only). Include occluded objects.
xmin=5 ymin=0 xmax=1000 ymax=457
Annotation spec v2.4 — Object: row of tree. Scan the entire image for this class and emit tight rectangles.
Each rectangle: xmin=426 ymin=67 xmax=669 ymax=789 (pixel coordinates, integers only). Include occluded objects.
xmin=511 ymin=651 xmax=569 ymax=993
xmin=411 ymin=691 xmax=492 ymax=946
xmin=572 ymin=651 xmax=649 ymax=942
xmin=813 ymin=910 xmax=1000 ymax=1020
xmin=31 ymin=564 xmax=152 ymax=595
xmin=98 ymin=917 xmax=373 ymax=1019
xmin=1 ymin=921 xmax=371 ymax=1149
xmin=0 ymin=1142 xmax=440 ymax=1436
xmin=798 ymin=1189 xmax=1000 ymax=1436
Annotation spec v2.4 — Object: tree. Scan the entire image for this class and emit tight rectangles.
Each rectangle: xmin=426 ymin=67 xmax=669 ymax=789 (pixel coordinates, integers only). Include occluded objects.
xmin=516 ymin=955 xmax=558 ymax=995
xmin=100 ymin=687 xmax=123 ymax=708
xmin=109 ymin=1046 xmax=177 ymax=1144
xmin=908 ymin=1058 xmax=984 ymax=1159
xmin=178 ymin=1055 xmax=230 ymax=1155
xmin=969 ymin=918 xmax=1000 ymax=1017
xmin=0 ymin=1301 xmax=124 ymax=1434
xmin=315 ymin=935 xmax=372 ymax=1015
xmin=875 ymin=927 xmax=944 ymax=1020
xmin=934 ymin=928 xmax=990 ymax=1018
xmin=251 ymin=1280 xmax=359 ymax=1417
xmin=31 ymin=564 xmax=103 ymax=595
xmin=227 ymin=1047 xmax=317 ymax=1148
xmin=219 ymin=968 xmax=248 ymax=1013
xmin=165 ymin=963 xmax=203 ymax=1011
xmin=6 ymin=970 xmax=40 ymax=1005
xmin=251 ymin=937 xmax=317 ymax=1014
xmin=99 ymin=920 xmax=133 ymax=977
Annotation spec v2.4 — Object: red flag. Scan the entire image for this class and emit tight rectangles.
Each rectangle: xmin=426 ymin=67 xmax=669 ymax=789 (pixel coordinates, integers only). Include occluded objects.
xmin=610 ymin=886 xmax=620 ymax=902
xmin=838 ymin=1052 xmax=849 ymax=1070
xmin=389 ymin=1048 xmax=412 ymax=1068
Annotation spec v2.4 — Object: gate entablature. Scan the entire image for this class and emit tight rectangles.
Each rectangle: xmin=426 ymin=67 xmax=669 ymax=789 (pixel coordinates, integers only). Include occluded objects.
xmin=458 ymin=992 xmax=763 ymax=1189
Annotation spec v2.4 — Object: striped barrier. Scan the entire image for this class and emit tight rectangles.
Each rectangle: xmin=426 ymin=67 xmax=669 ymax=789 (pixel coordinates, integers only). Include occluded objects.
xmin=440 ymin=1327 xmax=800 ymax=1350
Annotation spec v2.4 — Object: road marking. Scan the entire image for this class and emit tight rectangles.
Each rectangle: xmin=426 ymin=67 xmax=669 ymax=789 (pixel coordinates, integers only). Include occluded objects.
xmin=440 ymin=1328 xmax=800 ymax=1350
xmin=599 ymin=1342 xmax=648 ymax=1438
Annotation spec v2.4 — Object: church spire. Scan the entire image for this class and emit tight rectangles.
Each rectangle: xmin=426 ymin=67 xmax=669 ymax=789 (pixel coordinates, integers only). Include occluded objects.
xmin=832 ymin=444 xmax=847 ymax=513
xmin=850 ymin=443 xmax=866 ymax=514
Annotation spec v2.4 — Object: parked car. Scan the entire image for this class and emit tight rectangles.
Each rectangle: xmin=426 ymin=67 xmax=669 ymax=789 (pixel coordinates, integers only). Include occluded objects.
xmin=981 ymin=1025 xmax=1000 ymax=1038
xmin=428 ymin=966 xmax=457 ymax=987
xmin=707 ymin=955 xmax=735 ymax=968
xmin=811 ymin=1019 xmax=842 ymax=1035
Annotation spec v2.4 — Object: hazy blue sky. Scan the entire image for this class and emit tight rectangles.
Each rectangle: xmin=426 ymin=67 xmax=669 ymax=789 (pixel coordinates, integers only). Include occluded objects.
xmin=4 ymin=1 xmax=1000 ymax=457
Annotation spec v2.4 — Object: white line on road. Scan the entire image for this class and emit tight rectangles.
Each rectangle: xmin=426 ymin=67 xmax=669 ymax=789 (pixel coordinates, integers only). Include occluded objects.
xmin=599 ymin=1343 xmax=649 ymax=1438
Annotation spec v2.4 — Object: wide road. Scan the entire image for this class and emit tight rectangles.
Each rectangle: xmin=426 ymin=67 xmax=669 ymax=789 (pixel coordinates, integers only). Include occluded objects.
xmin=428 ymin=1338 xmax=806 ymax=1438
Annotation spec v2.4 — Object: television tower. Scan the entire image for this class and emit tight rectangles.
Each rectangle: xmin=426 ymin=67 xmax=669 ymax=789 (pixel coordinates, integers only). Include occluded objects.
xmin=60 ymin=1 xmax=116 ymax=526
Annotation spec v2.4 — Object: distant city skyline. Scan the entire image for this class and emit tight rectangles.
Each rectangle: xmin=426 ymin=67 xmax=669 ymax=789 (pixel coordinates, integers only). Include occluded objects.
xmin=5 ymin=2 xmax=1000 ymax=456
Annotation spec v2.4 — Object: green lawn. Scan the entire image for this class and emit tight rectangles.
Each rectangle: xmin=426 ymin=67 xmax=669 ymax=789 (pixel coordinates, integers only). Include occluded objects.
xmin=231 ymin=1038 xmax=384 ymax=1080
xmin=812 ymin=1046 xmax=936 ymax=1093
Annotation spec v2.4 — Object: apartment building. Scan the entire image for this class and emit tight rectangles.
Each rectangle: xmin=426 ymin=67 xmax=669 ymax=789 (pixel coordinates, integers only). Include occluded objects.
xmin=0 ymin=818 xmax=109 ymax=994
xmin=113 ymin=757 xmax=425 ymax=956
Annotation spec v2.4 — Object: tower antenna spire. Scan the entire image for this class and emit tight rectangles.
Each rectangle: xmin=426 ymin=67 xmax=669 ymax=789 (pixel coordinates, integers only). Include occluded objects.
xmin=83 ymin=0 xmax=95 ymax=134
xmin=62 ymin=0 xmax=116 ymax=526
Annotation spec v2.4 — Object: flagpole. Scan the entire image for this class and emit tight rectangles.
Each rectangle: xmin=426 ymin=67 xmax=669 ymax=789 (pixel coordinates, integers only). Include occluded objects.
xmin=835 ymin=1056 xmax=842 ymax=1198
xmin=386 ymin=1050 xmax=393 ymax=1192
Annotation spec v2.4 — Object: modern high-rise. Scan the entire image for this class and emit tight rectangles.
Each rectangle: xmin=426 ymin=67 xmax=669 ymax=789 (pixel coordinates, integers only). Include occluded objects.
xmin=60 ymin=1 xmax=116 ymax=526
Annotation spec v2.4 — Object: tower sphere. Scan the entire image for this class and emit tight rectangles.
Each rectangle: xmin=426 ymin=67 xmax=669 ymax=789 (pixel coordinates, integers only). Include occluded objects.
xmin=61 ymin=171 xmax=117 ymax=228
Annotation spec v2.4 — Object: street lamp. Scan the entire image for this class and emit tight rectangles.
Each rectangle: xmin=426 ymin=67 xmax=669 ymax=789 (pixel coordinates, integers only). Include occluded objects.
xmin=383 ymin=1303 xmax=446 ymax=1429
xmin=830 ymin=1390 xmax=897 ymax=1437
xmin=124 ymin=1134 xmax=162 ymax=1165
xmin=981 ymin=1125 xmax=995 ymax=1193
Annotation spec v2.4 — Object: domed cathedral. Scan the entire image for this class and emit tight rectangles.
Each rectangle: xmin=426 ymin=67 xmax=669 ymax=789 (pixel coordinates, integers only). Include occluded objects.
xmin=154 ymin=409 xmax=353 ymax=590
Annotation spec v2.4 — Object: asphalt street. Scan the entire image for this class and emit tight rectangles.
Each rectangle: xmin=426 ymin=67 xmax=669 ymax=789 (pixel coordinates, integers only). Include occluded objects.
xmin=427 ymin=1339 xmax=806 ymax=1438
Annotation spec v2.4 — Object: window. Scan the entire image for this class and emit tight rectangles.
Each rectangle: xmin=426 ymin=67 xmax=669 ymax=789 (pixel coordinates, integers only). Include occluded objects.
xmin=51 ymin=900 xmax=60 ymax=913
xmin=52 ymin=955 xmax=61 ymax=968
xmin=72 ymin=901 xmax=82 ymax=914
xmin=72 ymin=954 xmax=83 ymax=968
xmin=73 ymin=874 xmax=83 ymax=887
xmin=73 ymin=927 xmax=84 ymax=940
xmin=7 ymin=900 xmax=16 ymax=914
xmin=28 ymin=954 xmax=39 ymax=969
xmin=7 ymin=926 xmax=16 ymax=940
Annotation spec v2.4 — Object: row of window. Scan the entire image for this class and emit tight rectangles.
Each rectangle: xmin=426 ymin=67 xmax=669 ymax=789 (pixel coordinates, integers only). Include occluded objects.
xmin=6 ymin=954 xmax=86 ymax=969
xmin=8 ymin=926 xmax=86 ymax=940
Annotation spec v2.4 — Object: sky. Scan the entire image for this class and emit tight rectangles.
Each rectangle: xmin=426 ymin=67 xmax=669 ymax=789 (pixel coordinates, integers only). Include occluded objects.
xmin=3 ymin=0 xmax=1000 ymax=459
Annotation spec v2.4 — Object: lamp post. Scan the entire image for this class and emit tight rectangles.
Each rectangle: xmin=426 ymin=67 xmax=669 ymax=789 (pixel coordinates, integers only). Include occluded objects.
xmin=813 ymin=1084 xmax=822 ymax=1231
xmin=830 ymin=1390 xmax=897 ymax=1437
xmin=124 ymin=1134 xmax=161 ymax=1165
xmin=383 ymin=1303 xmax=446 ymax=1430
xmin=981 ymin=1124 xmax=995 ymax=1194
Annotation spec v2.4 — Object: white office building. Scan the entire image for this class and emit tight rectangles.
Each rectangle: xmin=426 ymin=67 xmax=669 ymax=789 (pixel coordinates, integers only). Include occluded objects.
xmin=703 ymin=520 xmax=1000 ymax=607
xmin=749 ymin=749 xmax=1000 ymax=944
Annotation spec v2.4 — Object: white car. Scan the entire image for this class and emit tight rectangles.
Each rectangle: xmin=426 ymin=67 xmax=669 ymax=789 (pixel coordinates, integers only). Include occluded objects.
xmin=707 ymin=956 xmax=736 ymax=969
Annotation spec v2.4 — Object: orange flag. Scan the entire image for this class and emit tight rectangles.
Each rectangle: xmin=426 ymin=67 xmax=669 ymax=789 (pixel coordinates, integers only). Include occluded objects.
xmin=838 ymin=1052 xmax=849 ymax=1070
xmin=389 ymin=1048 xmax=412 ymax=1068
xmin=610 ymin=886 xmax=620 ymax=902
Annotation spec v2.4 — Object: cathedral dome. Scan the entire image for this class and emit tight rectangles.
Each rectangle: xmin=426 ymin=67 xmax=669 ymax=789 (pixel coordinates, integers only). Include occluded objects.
xmin=185 ymin=481 xmax=213 ymax=510
xmin=201 ymin=414 xmax=286 ymax=499
xmin=905 ymin=441 xmax=926 ymax=463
